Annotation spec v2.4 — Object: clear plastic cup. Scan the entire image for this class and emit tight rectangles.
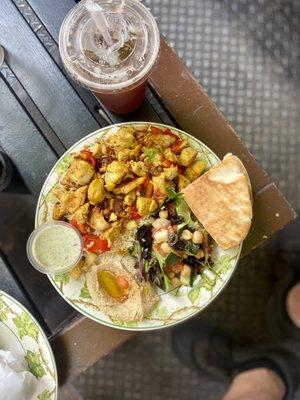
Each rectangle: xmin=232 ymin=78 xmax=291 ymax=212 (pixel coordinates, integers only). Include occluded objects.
xmin=59 ymin=0 xmax=160 ymax=114
xmin=27 ymin=221 xmax=83 ymax=275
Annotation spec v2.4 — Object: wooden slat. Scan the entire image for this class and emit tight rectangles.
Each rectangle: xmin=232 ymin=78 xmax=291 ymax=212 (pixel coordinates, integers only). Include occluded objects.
xmin=1 ymin=62 xmax=66 ymax=157
xmin=0 ymin=0 xmax=99 ymax=149
xmin=51 ymin=316 xmax=133 ymax=383
xmin=0 ymin=251 xmax=33 ymax=312
xmin=242 ymin=183 xmax=297 ymax=257
xmin=0 ymin=78 xmax=57 ymax=193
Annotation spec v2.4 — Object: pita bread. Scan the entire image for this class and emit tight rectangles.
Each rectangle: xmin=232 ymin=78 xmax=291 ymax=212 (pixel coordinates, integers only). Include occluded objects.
xmin=182 ymin=153 xmax=252 ymax=250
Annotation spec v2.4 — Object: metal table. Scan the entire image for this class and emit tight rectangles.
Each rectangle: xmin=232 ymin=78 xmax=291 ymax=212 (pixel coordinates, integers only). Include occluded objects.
xmin=0 ymin=0 xmax=295 ymax=387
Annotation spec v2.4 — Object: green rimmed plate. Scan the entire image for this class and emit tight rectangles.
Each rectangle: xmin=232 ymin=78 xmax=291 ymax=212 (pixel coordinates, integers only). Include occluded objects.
xmin=0 ymin=291 xmax=58 ymax=399
xmin=35 ymin=122 xmax=242 ymax=331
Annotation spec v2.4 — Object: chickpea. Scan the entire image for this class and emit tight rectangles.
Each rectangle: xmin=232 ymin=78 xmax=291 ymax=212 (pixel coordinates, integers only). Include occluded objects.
xmin=160 ymin=242 xmax=172 ymax=255
xmin=109 ymin=212 xmax=118 ymax=222
xmin=153 ymin=218 xmax=171 ymax=230
xmin=170 ymin=277 xmax=181 ymax=288
xmin=181 ymin=229 xmax=193 ymax=241
xmin=159 ymin=210 xmax=168 ymax=219
xmin=192 ymin=231 xmax=204 ymax=244
xmin=126 ymin=220 xmax=138 ymax=231
xmin=153 ymin=229 xmax=169 ymax=243
xmin=180 ymin=264 xmax=192 ymax=278
xmin=195 ymin=249 xmax=205 ymax=259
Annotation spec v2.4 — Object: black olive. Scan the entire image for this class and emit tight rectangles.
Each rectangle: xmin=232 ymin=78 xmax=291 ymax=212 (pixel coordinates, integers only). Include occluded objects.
xmin=185 ymin=256 xmax=199 ymax=267
xmin=142 ymin=247 xmax=152 ymax=260
xmin=137 ymin=225 xmax=153 ymax=248
xmin=170 ymin=216 xmax=184 ymax=224
xmin=168 ymin=234 xmax=179 ymax=247
xmin=173 ymin=240 xmax=186 ymax=251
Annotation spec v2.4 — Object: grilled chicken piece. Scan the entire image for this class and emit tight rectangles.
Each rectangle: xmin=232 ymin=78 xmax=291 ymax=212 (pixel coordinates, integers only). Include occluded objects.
xmin=104 ymin=161 xmax=129 ymax=191
xmin=61 ymin=159 xmax=94 ymax=188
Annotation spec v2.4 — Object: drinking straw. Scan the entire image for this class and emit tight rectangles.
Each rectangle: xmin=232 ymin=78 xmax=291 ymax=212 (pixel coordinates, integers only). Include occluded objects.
xmin=85 ymin=0 xmax=113 ymax=47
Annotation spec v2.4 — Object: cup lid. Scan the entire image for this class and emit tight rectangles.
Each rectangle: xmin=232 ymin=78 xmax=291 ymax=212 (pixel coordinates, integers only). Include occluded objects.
xmin=59 ymin=0 xmax=160 ymax=92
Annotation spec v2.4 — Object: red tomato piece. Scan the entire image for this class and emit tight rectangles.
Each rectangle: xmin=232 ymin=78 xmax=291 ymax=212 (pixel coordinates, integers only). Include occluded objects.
xmin=78 ymin=150 xmax=97 ymax=168
xmin=83 ymin=234 xmax=110 ymax=253
xmin=70 ymin=219 xmax=87 ymax=234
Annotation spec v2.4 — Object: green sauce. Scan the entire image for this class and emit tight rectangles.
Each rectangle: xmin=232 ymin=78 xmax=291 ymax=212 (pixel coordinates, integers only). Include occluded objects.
xmin=33 ymin=224 xmax=82 ymax=273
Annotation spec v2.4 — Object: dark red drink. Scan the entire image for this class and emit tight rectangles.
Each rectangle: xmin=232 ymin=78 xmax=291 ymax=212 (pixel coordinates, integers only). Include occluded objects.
xmin=59 ymin=0 xmax=160 ymax=115
xmin=94 ymin=78 xmax=148 ymax=114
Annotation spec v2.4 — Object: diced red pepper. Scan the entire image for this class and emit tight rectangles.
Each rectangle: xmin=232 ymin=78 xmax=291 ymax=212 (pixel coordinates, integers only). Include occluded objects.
xmin=77 ymin=150 xmax=97 ymax=168
xmin=130 ymin=205 xmax=141 ymax=220
xmin=150 ymin=126 xmax=164 ymax=135
xmin=171 ymin=140 xmax=186 ymax=154
xmin=164 ymin=128 xmax=179 ymax=139
xmin=70 ymin=219 xmax=87 ymax=234
xmin=146 ymin=181 xmax=154 ymax=198
xmin=162 ymin=159 xmax=172 ymax=168
xmin=83 ymin=234 xmax=110 ymax=253
xmin=150 ymin=126 xmax=179 ymax=139
xmin=170 ymin=262 xmax=184 ymax=273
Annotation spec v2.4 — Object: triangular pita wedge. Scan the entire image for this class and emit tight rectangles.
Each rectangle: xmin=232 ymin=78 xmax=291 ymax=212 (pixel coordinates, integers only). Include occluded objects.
xmin=182 ymin=153 xmax=253 ymax=250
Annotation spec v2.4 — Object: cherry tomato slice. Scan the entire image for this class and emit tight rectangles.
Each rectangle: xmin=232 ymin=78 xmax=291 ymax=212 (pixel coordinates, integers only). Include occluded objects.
xmin=77 ymin=150 xmax=97 ymax=168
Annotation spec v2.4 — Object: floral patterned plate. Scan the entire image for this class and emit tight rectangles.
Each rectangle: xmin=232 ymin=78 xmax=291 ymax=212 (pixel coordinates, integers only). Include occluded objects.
xmin=0 ymin=291 xmax=57 ymax=399
xmin=35 ymin=122 xmax=242 ymax=331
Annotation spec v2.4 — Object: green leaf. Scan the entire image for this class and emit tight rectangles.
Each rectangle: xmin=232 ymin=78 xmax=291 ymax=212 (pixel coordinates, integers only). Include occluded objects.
xmin=166 ymin=188 xmax=198 ymax=229
xmin=163 ymin=275 xmax=172 ymax=291
xmin=80 ymin=283 xmax=91 ymax=299
xmin=166 ymin=187 xmax=182 ymax=201
xmin=53 ymin=273 xmax=69 ymax=285
xmin=38 ymin=390 xmax=53 ymax=400
xmin=165 ymin=252 xmax=181 ymax=267
xmin=143 ymin=147 xmax=160 ymax=163
xmin=25 ymin=350 xmax=46 ymax=378
xmin=0 ymin=300 xmax=9 ymax=322
xmin=13 ymin=312 xmax=38 ymax=340
xmin=188 ymin=286 xmax=201 ymax=304
xmin=212 ymin=255 xmax=232 ymax=274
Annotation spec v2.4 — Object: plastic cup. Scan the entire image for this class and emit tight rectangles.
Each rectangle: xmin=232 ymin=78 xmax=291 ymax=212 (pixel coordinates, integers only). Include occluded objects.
xmin=27 ymin=221 xmax=83 ymax=275
xmin=59 ymin=0 xmax=160 ymax=114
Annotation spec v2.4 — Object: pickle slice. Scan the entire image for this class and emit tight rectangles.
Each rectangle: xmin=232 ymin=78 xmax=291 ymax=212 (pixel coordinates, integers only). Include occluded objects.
xmin=97 ymin=270 xmax=129 ymax=302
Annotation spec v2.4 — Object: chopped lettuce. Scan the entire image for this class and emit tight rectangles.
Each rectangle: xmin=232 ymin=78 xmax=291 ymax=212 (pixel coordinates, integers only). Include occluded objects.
xmin=212 ymin=255 xmax=232 ymax=274
xmin=143 ymin=147 xmax=160 ymax=163
xmin=188 ymin=286 xmax=201 ymax=304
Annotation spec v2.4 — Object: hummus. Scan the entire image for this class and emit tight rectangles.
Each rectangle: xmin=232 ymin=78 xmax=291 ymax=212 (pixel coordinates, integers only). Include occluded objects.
xmin=86 ymin=253 xmax=159 ymax=322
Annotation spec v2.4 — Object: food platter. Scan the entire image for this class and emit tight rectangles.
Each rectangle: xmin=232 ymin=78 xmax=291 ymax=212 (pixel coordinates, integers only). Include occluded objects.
xmin=0 ymin=291 xmax=58 ymax=399
xmin=36 ymin=123 xmax=242 ymax=331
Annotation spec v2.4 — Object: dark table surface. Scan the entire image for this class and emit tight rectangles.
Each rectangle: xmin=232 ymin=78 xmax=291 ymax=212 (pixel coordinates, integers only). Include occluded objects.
xmin=0 ymin=0 xmax=174 ymax=337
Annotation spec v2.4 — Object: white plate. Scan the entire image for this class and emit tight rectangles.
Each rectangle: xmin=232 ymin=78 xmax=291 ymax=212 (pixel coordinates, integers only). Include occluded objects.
xmin=0 ymin=291 xmax=58 ymax=399
xmin=35 ymin=122 xmax=242 ymax=331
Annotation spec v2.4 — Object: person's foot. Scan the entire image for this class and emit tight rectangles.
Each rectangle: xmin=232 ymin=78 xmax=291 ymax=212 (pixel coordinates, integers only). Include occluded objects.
xmin=171 ymin=320 xmax=299 ymax=400
xmin=266 ymin=215 xmax=300 ymax=339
